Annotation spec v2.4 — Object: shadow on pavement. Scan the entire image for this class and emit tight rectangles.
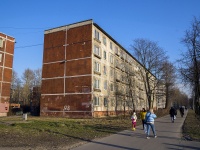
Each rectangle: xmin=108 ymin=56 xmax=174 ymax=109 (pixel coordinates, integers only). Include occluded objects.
xmin=163 ymin=143 xmax=200 ymax=150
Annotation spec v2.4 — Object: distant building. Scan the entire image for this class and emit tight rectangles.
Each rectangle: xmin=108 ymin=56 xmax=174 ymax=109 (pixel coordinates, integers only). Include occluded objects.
xmin=0 ymin=32 xmax=15 ymax=116
xmin=40 ymin=20 xmax=163 ymax=118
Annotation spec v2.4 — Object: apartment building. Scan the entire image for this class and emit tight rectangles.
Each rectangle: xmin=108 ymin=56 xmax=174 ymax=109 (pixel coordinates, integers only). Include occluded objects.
xmin=0 ymin=33 xmax=15 ymax=116
xmin=156 ymin=83 xmax=166 ymax=109
xmin=41 ymin=20 xmax=157 ymax=118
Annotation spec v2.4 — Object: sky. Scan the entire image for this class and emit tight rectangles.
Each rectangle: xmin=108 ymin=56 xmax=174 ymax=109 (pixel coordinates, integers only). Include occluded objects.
xmin=1 ymin=0 xmax=200 ymax=94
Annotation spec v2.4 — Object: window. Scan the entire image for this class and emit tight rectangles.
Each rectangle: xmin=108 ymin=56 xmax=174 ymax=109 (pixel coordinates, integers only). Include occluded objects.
xmin=121 ymin=75 xmax=124 ymax=82
xmin=123 ymin=53 xmax=126 ymax=60
xmin=0 ymin=54 xmax=2 ymax=62
xmin=104 ymin=80 xmax=107 ymax=90
xmin=110 ymin=42 xmax=113 ymax=50
xmin=103 ymin=37 xmax=107 ymax=45
xmin=94 ymin=30 xmax=100 ymax=40
xmin=115 ymin=59 xmax=119 ymax=66
xmin=103 ymin=66 xmax=107 ymax=75
xmin=103 ymin=51 xmax=107 ymax=60
xmin=104 ymin=98 xmax=108 ymax=107
xmin=110 ymin=83 xmax=114 ymax=91
xmin=127 ymin=56 xmax=132 ymax=63
xmin=94 ymin=62 xmax=101 ymax=72
xmin=111 ymin=98 xmax=115 ymax=107
xmin=94 ymin=79 xmax=100 ymax=89
xmin=110 ymin=68 xmax=114 ymax=77
xmin=120 ymin=51 xmax=123 ymax=57
xmin=94 ymin=97 xmax=100 ymax=106
xmin=0 ymin=39 xmax=3 ymax=48
xmin=115 ymin=46 xmax=118 ymax=54
xmin=94 ymin=45 xmax=101 ymax=56
xmin=110 ymin=54 xmax=114 ymax=64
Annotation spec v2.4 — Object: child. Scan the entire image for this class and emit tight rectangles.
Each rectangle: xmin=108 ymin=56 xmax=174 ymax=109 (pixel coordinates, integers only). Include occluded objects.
xmin=131 ymin=112 xmax=137 ymax=131
xmin=140 ymin=108 xmax=147 ymax=130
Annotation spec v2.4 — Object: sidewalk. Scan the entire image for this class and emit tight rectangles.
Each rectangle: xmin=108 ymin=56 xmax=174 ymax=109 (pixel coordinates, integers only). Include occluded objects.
xmin=72 ymin=111 xmax=200 ymax=150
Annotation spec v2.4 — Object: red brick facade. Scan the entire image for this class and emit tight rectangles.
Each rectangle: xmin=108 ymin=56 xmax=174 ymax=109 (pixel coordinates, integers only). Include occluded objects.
xmin=41 ymin=21 xmax=92 ymax=118
xmin=0 ymin=33 xmax=15 ymax=116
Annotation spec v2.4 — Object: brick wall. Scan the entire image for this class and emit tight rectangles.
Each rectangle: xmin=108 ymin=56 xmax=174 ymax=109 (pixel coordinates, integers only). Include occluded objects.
xmin=41 ymin=23 xmax=92 ymax=117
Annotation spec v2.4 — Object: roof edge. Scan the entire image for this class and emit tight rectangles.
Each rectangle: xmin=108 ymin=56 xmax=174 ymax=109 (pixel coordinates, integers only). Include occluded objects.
xmin=44 ymin=19 xmax=93 ymax=34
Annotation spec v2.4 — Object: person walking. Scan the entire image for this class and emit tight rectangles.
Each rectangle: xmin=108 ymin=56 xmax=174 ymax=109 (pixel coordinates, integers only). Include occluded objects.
xmin=140 ymin=108 xmax=147 ymax=130
xmin=169 ymin=107 xmax=177 ymax=123
xmin=145 ymin=109 xmax=157 ymax=139
xmin=180 ymin=106 xmax=184 ymax=117
xmin=131 ymin=112 xmax=137 ymax=131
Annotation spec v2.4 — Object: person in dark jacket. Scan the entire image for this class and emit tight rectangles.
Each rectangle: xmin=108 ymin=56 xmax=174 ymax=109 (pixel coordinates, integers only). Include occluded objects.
xmin=180 ymin=106 xmax=184 ymax=117
xmin=169 ymin=107 xmax=177 ymax=123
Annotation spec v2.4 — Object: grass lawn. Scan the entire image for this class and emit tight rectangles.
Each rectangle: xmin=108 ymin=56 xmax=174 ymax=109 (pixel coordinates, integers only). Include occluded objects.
xmin=182 ymin=109 xmax=200 ymax=141
xmin=0 ymin=115 xmax=133 ymax=149
xmin=0 ymin=109 xmax=199 ymax=149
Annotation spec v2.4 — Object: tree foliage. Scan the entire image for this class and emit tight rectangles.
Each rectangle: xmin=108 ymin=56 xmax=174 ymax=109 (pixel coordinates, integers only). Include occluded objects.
xmin=178 ymin=16 xmax=200 ymax=114
xmin=10 ymin=68 xmax=42 ymax=106
xmin=131 ymin=38 xmax=168 ymax=109
xmin=161 ymin=61 xmax=176 ymax=109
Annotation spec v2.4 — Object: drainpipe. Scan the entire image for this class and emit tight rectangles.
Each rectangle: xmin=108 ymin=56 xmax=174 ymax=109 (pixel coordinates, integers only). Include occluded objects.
xmin=63 ymin=26 xmax=68 ymax=97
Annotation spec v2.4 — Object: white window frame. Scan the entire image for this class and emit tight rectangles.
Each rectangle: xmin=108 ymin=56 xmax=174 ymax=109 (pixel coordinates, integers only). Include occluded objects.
xmin=104 ymin=98 xmax=108 ymax=107
xmin=103 ymin=37 xmax=107 ymax=46
xmin=103 ymin=51 xmax=107 ymax=60
xmin=110 ymin=54 xmax=114 ymax=64
xmin=94 ymin=79 xmax=100 ymax=89
xmin=103 ymin=65 xmax=107 ymax=75
xmin=110 ymin=42 xmax=113 ymax=50
xmin=94 ymin=61 xmax=101 ymax=72
xmin=104 ymin=80 xmax=107 ymax=90
xmin=94 ymin=45 xmax=101 ymax=56
xmin=110 ymin=67 xmax=114 ymax=77
xmin=94 ymin=97 xmax=100 ymax=106
xmin=94 ymin=30 xmax=100 ymax=40
xmin=123 ymin=53 xmax=126 ymax=60
xmin=115 ymin=46 xmax=118 ymax=54
xmin=115 ymin=59 xmax=119 ymax=66
xmin=110 ymin=83 xmax=114 ymax=91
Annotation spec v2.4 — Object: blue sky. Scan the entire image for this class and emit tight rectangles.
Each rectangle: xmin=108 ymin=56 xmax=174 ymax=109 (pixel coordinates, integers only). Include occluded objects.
xmin=1 ymin=0 xmax=200 ymax=80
